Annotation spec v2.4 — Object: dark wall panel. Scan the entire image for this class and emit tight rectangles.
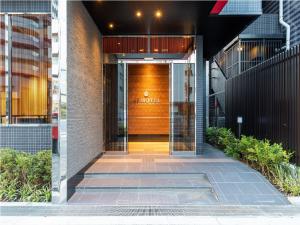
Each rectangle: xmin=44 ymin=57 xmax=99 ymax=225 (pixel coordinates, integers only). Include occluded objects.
xmin=226 ymin=45 xmax=300 ymax=165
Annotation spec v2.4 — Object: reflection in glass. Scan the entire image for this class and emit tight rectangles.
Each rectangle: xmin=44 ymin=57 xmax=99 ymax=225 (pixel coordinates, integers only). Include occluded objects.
xmin=171 ymin=63 xmax=195 ymax=152
xmin=103 ymin=64 xmax=127 ymax=151
xmin=0 ymin=14 xmax=51 ymax=124
xmin=0 ymin=15 xmax=6 ymax=123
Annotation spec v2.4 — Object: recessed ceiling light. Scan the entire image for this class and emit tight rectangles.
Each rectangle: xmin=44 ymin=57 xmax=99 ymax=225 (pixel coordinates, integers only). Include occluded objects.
xmin=136 ymin=11 xmax=142 ymax=18
xmin=154 ymin=48 xmax=159 ymax=52
xmin=155 ymin=10 xmax=162 ymax=18
xmin=108 ymin=23 xmax=114 ymax=29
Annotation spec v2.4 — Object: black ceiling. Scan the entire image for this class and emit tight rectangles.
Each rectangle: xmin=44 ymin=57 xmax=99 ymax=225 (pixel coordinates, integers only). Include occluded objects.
xmin=83 ymin=1 xmax=258 ymax=58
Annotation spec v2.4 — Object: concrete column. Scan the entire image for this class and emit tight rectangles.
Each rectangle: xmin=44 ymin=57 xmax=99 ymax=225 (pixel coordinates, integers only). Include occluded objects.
xmin=195 ymin=35 xmax=206 ymax=155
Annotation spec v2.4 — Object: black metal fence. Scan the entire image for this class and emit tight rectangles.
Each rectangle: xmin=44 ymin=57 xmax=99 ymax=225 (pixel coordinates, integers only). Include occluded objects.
xmin=226 ymin=45 xmax=300 ymax=165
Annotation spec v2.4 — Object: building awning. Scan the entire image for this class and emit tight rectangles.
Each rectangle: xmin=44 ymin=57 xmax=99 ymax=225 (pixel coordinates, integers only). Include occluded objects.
xmin=84 ymin=0 xmax=261 ymax=58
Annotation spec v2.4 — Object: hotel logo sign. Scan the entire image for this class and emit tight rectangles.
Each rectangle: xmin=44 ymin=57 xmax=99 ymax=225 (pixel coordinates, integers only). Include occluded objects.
xmin=135 ymin=90 xmax=160 ymax=104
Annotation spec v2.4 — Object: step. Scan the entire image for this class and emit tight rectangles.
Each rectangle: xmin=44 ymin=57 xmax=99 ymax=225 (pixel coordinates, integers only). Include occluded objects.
xmin=68 ymin=188 xmax=218 ymax=205
xmin=68 ymin=173 xmax=218 ymax=205
xmin=72 ymin=173 xmax=213 ymax=190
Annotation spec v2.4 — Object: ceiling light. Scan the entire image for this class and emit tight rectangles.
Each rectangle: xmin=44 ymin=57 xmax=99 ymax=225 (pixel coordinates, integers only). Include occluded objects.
xmin=155 ymin=10 xmax=162 ymax=18
xmin=136 ymin=11 xmax=142 ymax=18
xmin=139 ymin=49 xmax=144 ymax=52
xmin=108 ymin=23 xmax=114 ymax=29
xmin=153 ymin=48 xmax=159 ymax=52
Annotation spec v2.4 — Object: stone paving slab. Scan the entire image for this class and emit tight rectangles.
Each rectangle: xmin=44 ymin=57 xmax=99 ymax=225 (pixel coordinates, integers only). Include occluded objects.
xmin=68 ymin=145 xmax=290 ymax=205
xmin=74 ymin=173 xmax=212 ymax=188
xmin=68 ymin=189 xmax=217 ymax=205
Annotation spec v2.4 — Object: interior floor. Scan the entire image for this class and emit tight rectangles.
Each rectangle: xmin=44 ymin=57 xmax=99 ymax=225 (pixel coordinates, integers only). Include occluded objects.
xmin=128 ymin=135 xmax=169 ymax=154
xmin=128 ymin=142 xmax=169 ymax=154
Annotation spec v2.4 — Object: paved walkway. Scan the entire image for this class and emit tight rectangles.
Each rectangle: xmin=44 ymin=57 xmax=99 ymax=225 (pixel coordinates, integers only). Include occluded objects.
xmin=68 ymin=145 xmax=289 ymax=205
xmin=1 ymin=215 xmax=300 ymax=225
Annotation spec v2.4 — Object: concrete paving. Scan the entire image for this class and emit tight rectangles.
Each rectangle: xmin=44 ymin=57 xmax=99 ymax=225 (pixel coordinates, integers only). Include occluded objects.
xmin=68 ymin=145 xmax=289 ymax=205
xmin=1 ymin=215 xmax=300 ymax=225
xmin=1 ymin=204 xmax=300 ymax=216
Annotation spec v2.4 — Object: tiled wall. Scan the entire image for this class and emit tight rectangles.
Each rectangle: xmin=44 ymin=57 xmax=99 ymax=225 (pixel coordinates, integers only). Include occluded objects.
xmin=0 ymin=125 xmax=52 ymax=153
xmin=196 ymin=36 xmax=205 ymax=154
xmin=0 ymin=0 xmax=51 ymax=13
xmin=66 ymin=1 xmax=103 ymax=179
xmin=284 ymin=0 xmax=300 ymax=47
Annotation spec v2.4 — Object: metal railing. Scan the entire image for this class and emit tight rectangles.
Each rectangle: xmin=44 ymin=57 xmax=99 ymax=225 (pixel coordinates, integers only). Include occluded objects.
xmin=226 ymin=45 xmax=300 ymax=165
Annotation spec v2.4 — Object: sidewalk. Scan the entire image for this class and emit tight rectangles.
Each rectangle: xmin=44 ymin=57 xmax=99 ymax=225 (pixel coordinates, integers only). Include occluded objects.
xmin=1 ymin=215 xmax=300 ymax=225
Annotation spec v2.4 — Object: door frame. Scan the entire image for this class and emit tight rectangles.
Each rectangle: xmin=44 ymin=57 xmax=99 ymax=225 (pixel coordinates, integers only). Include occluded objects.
xmin=119 ymin=59 xmax=196 ymax=155
xmin=170 ymin=62 xmax=196 ymax=156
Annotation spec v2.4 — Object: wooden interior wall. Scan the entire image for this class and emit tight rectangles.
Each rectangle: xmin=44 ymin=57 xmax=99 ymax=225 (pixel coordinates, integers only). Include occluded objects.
xmin=128 ymin=64 xmax=169 ymax=135
xmin=103 ymin=36 xmax=194 ymax=54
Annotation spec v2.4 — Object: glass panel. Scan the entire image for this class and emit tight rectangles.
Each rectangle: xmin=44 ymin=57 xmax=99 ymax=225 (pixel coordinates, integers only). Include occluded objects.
xmin=103 ymin=63 xmax=127 ymax=151
xmin=10 ymin=14 xmax=51 ymax=124
xmin=0 ymin=15 xmax=5 ymax=123
xmin=171 ymin=63 xmax=195 ymax=152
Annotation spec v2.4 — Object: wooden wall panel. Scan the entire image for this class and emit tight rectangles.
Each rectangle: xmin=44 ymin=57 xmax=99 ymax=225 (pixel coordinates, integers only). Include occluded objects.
xmin=103 ymin=37 xmax=148 ymax=53
xmin=103 ymin=36 xmax=194 ymax=54
xmin=128 ymin=64 xmax=169 ymax=135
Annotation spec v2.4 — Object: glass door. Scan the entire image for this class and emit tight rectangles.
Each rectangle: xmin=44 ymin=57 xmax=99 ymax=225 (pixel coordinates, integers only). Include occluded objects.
xmin=170 ymin=63 xmax=195 ymax=154
xmin=103 ymin=63 xmax=127 ymax=152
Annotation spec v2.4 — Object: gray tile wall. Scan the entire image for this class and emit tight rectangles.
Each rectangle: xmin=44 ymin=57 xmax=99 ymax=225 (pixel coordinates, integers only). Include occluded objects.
xmin=0 ymin=0 xmax=51 ymax=13
xmin=66 ymin=1 xmax=103 ymax=179
xmin=0 ymin=125 xmax=52 ymax=153
xmin=284 ymin=0 xmax=300 ymax=47
xmin=196 ymin=36 xmax=205 ymax=154
xmin=241 ymin=14 xmax=284 ymax=36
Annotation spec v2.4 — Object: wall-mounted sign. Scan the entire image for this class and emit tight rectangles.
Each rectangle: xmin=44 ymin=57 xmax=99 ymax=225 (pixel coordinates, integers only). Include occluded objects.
xmin=135 ymin=90 xmax=160 ymax=104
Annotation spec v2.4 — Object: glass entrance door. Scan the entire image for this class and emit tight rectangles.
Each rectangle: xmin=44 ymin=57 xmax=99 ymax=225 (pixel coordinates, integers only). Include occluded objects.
xmin=170 ymin=63 xmax=195 ymax=154
xmin=103 ymin=63 xmax=127 ymax=152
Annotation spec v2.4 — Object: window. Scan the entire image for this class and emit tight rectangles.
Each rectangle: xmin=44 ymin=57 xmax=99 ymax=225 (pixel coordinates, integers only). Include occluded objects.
xmin=0 ymin=14 xmax=51 ymax=124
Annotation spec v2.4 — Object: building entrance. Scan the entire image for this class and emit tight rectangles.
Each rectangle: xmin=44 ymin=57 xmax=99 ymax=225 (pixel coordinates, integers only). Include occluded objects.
xmin=103 ymin=60 xmax=196 ymax=155
xmin=127 ymin=64 xmax=169 ymax=154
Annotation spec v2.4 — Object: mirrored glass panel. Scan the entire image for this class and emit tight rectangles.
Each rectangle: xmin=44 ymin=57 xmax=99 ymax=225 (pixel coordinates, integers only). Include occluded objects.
xmin=11 ymin=14 xmax=51 ymax=124
xmin=171 ymin=63 xmax=195 ymax=153
xmin=0 ymin=14 xmax=51 ymax=124
xmin=103 ymin=63 xmax=127 ymax=151
xmin=0 ymin=15 xmax=5 ymax=123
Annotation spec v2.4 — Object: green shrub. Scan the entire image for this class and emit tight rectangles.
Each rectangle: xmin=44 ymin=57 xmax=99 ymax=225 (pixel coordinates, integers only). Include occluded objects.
xmin=243 ymin=139 xmax=291 ymax=176
xmin=206 ymin=127 xmax=299 ymax=196
xmin=206 ymin=127 xmax=236 ymax=150
xmin=0 ymin=149 xmax=51 ymax=202
xmin=273 ymin=163 xmax=300 ymax=196
xmin=224 ymin=138 xmax=241 ymax=159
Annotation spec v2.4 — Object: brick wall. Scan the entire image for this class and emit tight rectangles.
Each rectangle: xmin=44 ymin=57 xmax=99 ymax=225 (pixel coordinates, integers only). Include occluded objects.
xmin=67 ymin=1 xmax=103 ymax=179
